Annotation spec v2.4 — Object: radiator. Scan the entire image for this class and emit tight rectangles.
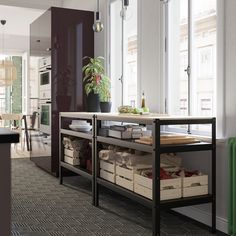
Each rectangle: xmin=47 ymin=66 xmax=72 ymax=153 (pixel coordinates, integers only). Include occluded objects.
xmin=229 ymin=138 xmax=236 ymax=236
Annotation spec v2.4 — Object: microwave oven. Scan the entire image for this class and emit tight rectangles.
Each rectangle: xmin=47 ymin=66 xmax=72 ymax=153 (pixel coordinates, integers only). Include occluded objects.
xmin=39 ymin=57 xmax=51 ymax=99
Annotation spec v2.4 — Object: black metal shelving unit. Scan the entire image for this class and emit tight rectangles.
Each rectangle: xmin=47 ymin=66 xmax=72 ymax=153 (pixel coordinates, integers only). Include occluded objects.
xmin=59 ymin=113 xmax=216 ymax=236
xmin=58 ymin=113 xmax=94 ymax=183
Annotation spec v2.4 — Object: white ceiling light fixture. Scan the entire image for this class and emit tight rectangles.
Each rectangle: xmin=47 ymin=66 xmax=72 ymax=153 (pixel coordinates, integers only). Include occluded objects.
xmin=0 ymin=20 xmax=17 ymax=87
xmin=93 ymin=0 xmax=104 ymax=33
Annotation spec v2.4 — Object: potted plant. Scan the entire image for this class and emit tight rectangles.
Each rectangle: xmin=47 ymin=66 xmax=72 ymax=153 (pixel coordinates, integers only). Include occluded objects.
xmin=99 ymin=74 xmax=112 ymax=112
xmin=83 ymin=56 xmax=111 ymax=112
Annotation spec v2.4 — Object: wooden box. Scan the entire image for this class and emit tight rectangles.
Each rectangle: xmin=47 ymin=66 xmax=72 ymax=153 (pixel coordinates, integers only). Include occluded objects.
xmin=64 ymin=155 xmax=80 ymax=166
xmin=64 ymin=148 xmax=79 ymax=158
xmin=182 ymin=175 xmax=208 ymax=197
xmin=100 ymin=160 xmax=116 ymax=183
xmin=115 ymin=164 xmax=152 ymax=191
xmin=134 ymin=173 xmax=182 ymax=200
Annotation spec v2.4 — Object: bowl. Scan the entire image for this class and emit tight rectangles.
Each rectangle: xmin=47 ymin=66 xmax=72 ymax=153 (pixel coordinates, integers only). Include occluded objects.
xmin=71 ymin=120 xmax=88 ymax=125
xmin=69 ymin=124 xmax=92 ymax=132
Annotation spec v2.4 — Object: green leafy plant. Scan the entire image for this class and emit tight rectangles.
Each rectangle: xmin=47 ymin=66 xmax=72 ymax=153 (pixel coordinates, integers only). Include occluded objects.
xmin=82 ymin=56 xmax=111 ymax=102
xmin=99 ymin=74 xmax=111 ymax=102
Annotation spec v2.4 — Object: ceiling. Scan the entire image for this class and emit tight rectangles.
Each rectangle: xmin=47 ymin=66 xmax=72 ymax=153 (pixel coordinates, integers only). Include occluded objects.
xmin=0 ymin=0 xmax=64 ymax=53
xmin=0 ymin=0 xmax=97 ymax=54
xmin=0 ymin=6 xmax=44 ymax=36
xmin=0 ymin=0 xmax=64 ymax=10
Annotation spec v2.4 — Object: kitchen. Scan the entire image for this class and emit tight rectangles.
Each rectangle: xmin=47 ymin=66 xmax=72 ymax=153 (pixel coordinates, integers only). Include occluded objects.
xmin=0 ymin=0 xmax=235 ymax=236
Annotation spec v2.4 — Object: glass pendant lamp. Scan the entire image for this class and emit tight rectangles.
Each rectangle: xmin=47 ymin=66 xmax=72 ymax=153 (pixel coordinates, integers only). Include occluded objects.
xmin=93 ymin=0 xmax=104 ymax=32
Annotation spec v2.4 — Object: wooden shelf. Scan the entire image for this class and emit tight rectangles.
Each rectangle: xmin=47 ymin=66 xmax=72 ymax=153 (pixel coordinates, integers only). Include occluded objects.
xmin=97 ymin=136 xmax=153 ymax=153
xmin=97 ymin=177 xmax=213 ymax=209
xmin=59 ymin=112 xmax=216 ymax=236
xmin=60 ymin=162 xmax=92 ymax=180
xmin=61 ymin=129 xmax=92 ymax=140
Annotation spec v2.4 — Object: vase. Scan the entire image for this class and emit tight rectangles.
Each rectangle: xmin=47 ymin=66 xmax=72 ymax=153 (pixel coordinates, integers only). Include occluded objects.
xmin=87 ymin=92 xmax=100 ymax=112
xmin=100 ymin=102 xmax=112 ymax=113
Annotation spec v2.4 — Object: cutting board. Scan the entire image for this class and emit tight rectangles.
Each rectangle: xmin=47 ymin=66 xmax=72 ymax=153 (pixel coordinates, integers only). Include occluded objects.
xmin=160 ymin=136 xmax=199 ymax=145
xmin=135 ymin=135 xmax=199 ymax=145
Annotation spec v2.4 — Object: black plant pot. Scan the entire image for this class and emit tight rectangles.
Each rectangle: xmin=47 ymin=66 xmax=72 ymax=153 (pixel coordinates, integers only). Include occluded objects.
xmin=100 ymin=102 xmax=112 ymax=113
xmin=87 ymin=93 xmax=100 ymax=112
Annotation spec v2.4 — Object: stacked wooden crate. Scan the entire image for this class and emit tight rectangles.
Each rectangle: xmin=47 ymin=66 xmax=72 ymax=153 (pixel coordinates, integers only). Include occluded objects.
xmin=134 ymin=171 xmax=208 ymax=199
xmin=134 ymin=171 xmax=182 ymax=200
xmin=99 ymin=149 xmax=208 ymax=199
xmin=64 ymin=148 xmax=80 ymax=166
xmin=100 ymin=159 xmax=116 ymax=183
xmin=182 ymin=174 xmax=208 ymax=197
xmin=63 ymin=137 xmax=80 ymax=166
xmin=115 ymin=164 xmax=151 ymax=191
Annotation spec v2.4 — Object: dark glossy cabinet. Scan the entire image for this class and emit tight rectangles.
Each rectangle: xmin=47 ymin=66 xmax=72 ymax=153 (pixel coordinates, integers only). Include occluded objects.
xmin=30 ymin=9 xmax=51 ymax=57
xmin=30 ymin=7 xmax=94 ymax=175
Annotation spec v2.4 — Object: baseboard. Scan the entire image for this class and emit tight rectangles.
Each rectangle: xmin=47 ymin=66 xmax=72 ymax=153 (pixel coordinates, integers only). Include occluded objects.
xmin=174 ymin=206 xmax=228 ymax=234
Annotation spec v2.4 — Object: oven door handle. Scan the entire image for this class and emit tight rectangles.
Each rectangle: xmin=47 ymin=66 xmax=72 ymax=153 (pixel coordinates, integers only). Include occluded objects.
xmin=39 ymin=67 xmax=51 ymax=72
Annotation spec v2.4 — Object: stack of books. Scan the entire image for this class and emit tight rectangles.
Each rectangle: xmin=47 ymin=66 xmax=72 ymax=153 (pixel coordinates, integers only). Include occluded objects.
xmin=108 ymin=124 xmax=151 ymax=139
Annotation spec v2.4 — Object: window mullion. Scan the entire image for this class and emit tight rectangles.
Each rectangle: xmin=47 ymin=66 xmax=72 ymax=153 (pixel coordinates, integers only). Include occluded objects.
xmin=187 ymin=0 xmax=192 ymax=117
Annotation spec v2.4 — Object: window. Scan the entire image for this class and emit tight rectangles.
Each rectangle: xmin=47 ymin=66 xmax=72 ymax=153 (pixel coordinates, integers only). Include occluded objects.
xmin=109 ymin=0 xmax=138 ymax=110
xmin=0 ymin=56 xmax=22 ymax=114
xmin=197 ymin=46 xmax=214 ymax=79
xmin=166 ymin=0 xmax=217 ymax=133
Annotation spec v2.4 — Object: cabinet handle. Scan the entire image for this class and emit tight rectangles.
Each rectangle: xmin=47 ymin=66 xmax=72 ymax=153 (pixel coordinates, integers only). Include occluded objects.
xmin=46 ymin=48 xmax=52 ymax=51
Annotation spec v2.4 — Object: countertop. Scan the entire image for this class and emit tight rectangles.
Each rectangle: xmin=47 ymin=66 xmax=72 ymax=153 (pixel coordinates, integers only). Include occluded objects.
xmin=60 ymin=112 xmax=215 ymax=125
xmin=0 ymin=128 xmax=19 ymax=143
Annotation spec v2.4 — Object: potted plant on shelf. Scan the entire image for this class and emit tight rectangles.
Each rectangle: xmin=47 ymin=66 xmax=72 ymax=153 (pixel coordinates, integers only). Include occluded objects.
xmin=82 ymin=56 xmax=111 ymax=112
xmin=99 ymin=74 xmax=111 ymax=112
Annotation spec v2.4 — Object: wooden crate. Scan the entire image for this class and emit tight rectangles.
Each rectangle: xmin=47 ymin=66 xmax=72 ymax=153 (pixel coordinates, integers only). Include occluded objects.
xmin=100 ymin=160 xmax=115 ymax=173
xmin=116 ymin=165 xmax=134 ymax=180
xmin=182 ymin=175 xmax=208 ymax=197
xmin=116 ymin=175 xmax=134 ymax=191
xmin=64 ymin=155 xmax=80 ymax=166
xmin=134 ymin=173 xmax=182 ymax=200
xmin=100 ymin=169 xmax=115 ymax=183
xmin=64 ymin=148 xmax=79 ymax=158
xmin=115 ymin=164 xmax=152 ymax=192
xmin=100 ymin=160 xmax=116 ymax=183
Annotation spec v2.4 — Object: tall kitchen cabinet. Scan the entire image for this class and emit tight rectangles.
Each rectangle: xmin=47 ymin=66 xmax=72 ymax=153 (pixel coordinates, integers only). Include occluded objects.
xmin=30 ymin=7 xmax=94 ymax=175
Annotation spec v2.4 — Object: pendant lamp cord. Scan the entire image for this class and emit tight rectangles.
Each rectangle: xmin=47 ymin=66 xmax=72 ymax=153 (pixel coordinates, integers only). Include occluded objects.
xmin=97 ymin=0 xmax=99 ymax=13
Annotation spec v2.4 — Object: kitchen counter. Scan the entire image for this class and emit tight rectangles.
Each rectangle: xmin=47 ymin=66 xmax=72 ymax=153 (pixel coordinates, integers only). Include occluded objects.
xmin=0 ymin=128 xmax=19 ymax=236
xmin=0 ymin=128 xmax=20 ymax=143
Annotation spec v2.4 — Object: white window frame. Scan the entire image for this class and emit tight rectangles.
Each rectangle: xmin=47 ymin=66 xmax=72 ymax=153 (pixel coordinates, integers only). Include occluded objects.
xmin=162 ymin=0 xmax=225 ymax=138
xmin=107 ymin=0 xmax=139 ymax=110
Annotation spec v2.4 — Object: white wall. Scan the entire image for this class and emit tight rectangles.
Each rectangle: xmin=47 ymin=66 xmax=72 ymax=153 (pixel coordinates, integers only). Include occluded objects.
xmin=174 ymin=142 xmax=228 ymax=233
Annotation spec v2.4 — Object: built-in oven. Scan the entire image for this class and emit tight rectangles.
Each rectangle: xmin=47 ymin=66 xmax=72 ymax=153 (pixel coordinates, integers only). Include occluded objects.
xmin=39 ymin=57 xmax=51 ymax=99
xmin=39 ymin=100 xmax=51 ymax=135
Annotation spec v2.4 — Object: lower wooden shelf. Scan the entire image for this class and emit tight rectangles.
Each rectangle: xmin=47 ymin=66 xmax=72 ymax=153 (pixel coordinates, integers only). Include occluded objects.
xmin=60 ymin=162 xmax=92 ymax=180
xmin=97 ymin=177 xmax=213 ymax=209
